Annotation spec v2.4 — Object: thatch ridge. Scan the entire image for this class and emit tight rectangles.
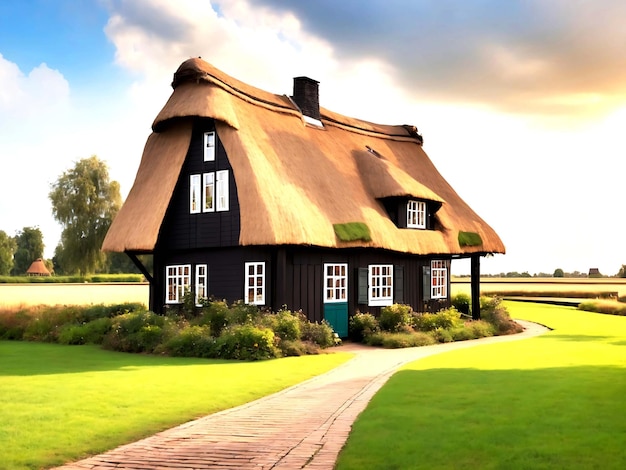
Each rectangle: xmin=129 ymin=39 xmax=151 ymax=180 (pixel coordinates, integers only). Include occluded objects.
xmin=157 ymin=58 xmax=420 ymax=141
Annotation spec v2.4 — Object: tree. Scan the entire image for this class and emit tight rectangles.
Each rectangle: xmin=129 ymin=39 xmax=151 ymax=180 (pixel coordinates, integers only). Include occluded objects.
xmin=553 ymin=268 xmax=564 ymax=277
xmin=617 ymin=265 xmax=626 ymax=278
xmin=11 ymin=227 xmax=44 ymax=275
xmin=49 ymin=156 xmax=121 ymax=275
xmin=0 ymin=230 xmax=17 ymax=275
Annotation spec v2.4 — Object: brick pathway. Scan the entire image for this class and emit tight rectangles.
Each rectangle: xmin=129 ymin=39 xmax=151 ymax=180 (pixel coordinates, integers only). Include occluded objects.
xmin=53 ymin=321 xmax=546 ymax=470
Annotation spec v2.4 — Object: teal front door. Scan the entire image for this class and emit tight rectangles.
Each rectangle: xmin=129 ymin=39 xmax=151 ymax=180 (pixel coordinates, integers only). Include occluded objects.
xmin=324 ymin=302 xmax=348 ymax=337
xmin=323 ymin=263 xmax=349 ymax=338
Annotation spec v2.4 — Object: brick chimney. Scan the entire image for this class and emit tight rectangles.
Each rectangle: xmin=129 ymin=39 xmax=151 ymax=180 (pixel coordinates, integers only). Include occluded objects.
xmin=292 ymin=76 xmax=320 ymax=121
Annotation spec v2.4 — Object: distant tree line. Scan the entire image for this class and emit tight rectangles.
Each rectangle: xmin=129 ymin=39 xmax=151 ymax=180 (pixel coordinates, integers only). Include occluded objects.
xmin=0 ymin=156 xmax=151 ymax=277
xmin=460 ymin=267 xmax=626 ymax=278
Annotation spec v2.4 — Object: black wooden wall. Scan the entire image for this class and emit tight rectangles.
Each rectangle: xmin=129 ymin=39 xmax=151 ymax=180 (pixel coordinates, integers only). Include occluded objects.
xmin=279 ymin=247 xmax=450 ymax=319
xmin=157 ymin=118 xmax=240 ymax=251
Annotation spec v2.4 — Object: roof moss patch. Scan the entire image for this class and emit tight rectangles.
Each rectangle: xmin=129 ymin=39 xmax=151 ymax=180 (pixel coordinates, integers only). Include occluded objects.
xmin=458 ymin=231 xmax=483 ymax=247
xmin=333 ymin=222 xmax=372 ymax=242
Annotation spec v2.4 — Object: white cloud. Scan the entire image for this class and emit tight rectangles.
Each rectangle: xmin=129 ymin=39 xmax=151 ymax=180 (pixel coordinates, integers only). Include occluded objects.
xmin=0 ymin=55 xmax=73 ymax=256
xmin=0 ymin=54 xmax=70 ymax=118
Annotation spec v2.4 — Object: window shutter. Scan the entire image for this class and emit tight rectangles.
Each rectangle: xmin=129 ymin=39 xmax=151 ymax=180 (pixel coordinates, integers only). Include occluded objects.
xmin=394 ymin=265 xmax=404 ymax=303
xmin=422 ymin=265 xmax=432 ymax=301
xmin=357 ymin=268 xmax=368 ymax=304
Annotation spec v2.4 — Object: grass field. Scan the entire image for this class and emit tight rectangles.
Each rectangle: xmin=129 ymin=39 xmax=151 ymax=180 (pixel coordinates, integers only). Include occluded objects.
xmin=452 ymin=277 xmax=626 ymax=298
xmin=0 ymin=342 xmax=351 ymax=470
xmin=335 ymin=302 xmax=626 ymax=469
xmin=0 ymin=283 xmax=149 ymax=307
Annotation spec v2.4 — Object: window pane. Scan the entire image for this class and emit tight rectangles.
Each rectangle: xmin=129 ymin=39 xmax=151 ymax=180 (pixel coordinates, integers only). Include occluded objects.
xmin=368 ymin=264 xmax=393 ymax=306
xmin=190 ymin=175 xmax=201 ymax=214
xmin=244 ymin=262 xmax=265 ymax=305
xmin=204 ymin=132 xmax=215 ymax=162
xmin=203 ymin=173 xmax=214 ymax=212
xmin=407 ymin=200 xmax=426 ymax=229
xmin=216 ymin=170 xmax=229 ymax=211
xmin=323 ymin=263 xmax=348 ymax=303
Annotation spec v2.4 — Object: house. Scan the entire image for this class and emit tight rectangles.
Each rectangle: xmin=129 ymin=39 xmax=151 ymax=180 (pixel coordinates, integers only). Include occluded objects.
xmin=102 ymin=58 xmax=505 ymax=336
xmin=26 ymin=258 xmax=51 ymax=276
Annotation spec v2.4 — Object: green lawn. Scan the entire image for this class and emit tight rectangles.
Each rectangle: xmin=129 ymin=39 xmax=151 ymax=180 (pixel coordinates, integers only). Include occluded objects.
xmin=336 ymin=302 xmax=626 ymax=470
xmin=0 ymin=342 xmax=351 ymax=470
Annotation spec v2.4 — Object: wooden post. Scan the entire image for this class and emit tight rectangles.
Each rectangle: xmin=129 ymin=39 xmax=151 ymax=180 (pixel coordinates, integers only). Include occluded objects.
xmin=471 ymin=254 xmax=481 ymax=320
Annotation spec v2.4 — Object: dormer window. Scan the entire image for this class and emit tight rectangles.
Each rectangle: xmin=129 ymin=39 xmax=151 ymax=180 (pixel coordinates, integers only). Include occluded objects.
xmin=204 ymin=132 xmax=215 ymax=161
xmin=380 ymin=197 xmax=438 ymax=230
xmin=407 ymin=200 xmax=426 ymax=229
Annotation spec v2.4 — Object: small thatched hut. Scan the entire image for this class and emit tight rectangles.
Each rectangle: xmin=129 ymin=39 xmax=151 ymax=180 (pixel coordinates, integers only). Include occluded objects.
xmin=26 ymin=258 xmax=51 ymax=276
xmin=103 ymin=58 xmax=504 ymax=335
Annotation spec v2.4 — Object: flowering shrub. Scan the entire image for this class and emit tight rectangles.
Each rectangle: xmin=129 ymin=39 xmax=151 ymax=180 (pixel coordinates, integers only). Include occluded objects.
xmin=480 ymin=297 xmax=523 ymax=335
xmin=379 ymin=304 xmax=413 ymax=332
xmin=413 ymin=307 xmax=463 ymax=331
xmin=349 ymin=312 xmax=379 ymax=341
xmin=214 ymin=324 xmax=279 ymax=360
xmin=102 ymin=311 xmax=173 ymax=353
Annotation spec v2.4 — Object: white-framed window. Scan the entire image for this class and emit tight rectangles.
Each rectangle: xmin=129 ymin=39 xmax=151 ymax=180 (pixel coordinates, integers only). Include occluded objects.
xmin=369 ymin=264 xmax=393 ymax=306
xmin=324 ymin=263 xmax=347 ymax=302
xmin=407 ymin=200 xmax=426 ymax=229
xmin=244 ymin=262 xmax=265 ymax=305
xmin=166 ymin=264 xmax=191 ymax=304
xmin=204 ymin=131 xmax=216 ymax=162
xmin=190 ymin=171 xmax=228 ymax=213
xmin=216 ymin=170 xmax=229 ymax=211
xmin=203 ymin=173 xmax=215 ymax=212
xmin=190 ymin=175 xmax=201 ymax=214
xmin=431 ymin=260 xmax=448 ymax=299
xmin=195 ymin=264 xmax=208 ymax=306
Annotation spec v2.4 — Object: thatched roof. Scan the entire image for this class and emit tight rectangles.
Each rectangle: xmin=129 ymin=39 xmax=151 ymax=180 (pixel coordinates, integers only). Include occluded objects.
xmin=103 ymin=58 xmax=504 ymax=256
xmin=26 ymin=258 xmax=51 ymax=276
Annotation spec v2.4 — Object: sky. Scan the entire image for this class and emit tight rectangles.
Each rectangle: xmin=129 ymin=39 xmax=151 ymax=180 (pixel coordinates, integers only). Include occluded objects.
xmin=1 ymin=0 xmax=624 ymax=276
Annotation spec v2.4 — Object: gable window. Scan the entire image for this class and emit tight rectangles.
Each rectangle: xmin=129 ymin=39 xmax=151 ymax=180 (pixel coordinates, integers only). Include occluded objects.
xmin=195 ymin=264 xmax=208 ymax=306
xmin=407 ymin=200 xmax=426 ymax=229
xmin=369 ymin=264 xmax=393 ymax=306
xmin=216 ymin=170 xmax=229 ymax=211
xmin=166 ymin=264 xmax=191 ymax=304
xmin=203 ymin=173 xmax=215 ymax=212
xmin=324 ymin=263 xmax=347 ymax=302
xmin=190 ymin=171 xmax=228 ymax=214
xmin=204 ymin=131 xmax=215 ymax=162
xmin=431 ymin=260 xmax=448 ymax=299
xmin=244 ymin=262 xmax=265 ymax=305
xmin=190 ymin=175 xmax=201 ymax=214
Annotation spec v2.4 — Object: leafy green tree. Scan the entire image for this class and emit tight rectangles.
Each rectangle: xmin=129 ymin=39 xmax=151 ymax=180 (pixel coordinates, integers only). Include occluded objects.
xmin=107 ymin=252 xmax=140 ymax=274
xmin=617 ymin=265 xmax=626 ymax=278
xmin=49 ymin=156 xmax=121 ymax=275
xmin=11 ymin=227 xmax=45 ymax=275
xmin=0 ymin=230 xmax=17 ymax=275
xmin=51 ymin=241 xmax=69 ymax=275
xmin=553 ymin=268 xmax=564 ymax=277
